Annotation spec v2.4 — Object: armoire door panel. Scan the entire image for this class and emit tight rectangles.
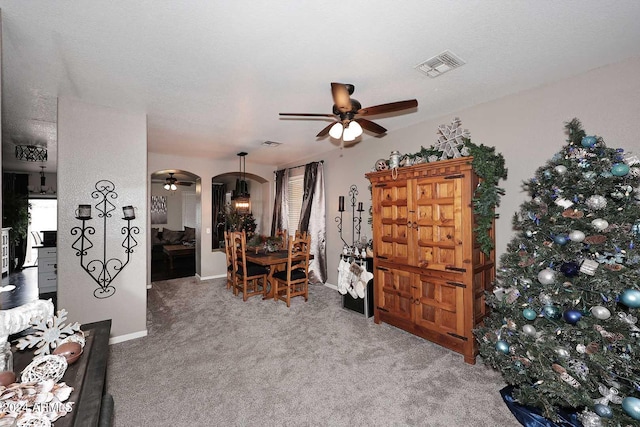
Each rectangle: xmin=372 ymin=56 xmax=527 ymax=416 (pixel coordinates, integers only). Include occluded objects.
xmin=415 ymin=274 xmax=464 ymax=336
xmin=414 ymin=175 xmax=464 ymax=270
xmin=377 ymin=267 xmax=413 ymax=322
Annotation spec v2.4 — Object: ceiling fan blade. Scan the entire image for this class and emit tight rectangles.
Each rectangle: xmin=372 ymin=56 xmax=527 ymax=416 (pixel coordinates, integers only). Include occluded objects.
xmin=357 ymin=99 xmax=418 ymax=116
xmin=331 ymin=83 xmax=352 ymax=113
xmin=176 ymin=181 xmax=192 ymax=186
xmin=316 ymin=122 xmax=336 ymax=137
xmin=279 ymin=113 xmax=335 ymax=117
xmin=355 ymin=118 xmax=387 ymax=135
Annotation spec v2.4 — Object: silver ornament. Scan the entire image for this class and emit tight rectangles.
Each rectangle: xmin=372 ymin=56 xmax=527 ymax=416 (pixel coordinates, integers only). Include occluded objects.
xmin=555 ymin=347 xmax=571 ymax=358
xmin=586 ymin=195 xmax=607 ymax=210
xmin=522 ymin=324 xmax=537 ymax=336
xmin=554 ymin=165 xmax=568 ymax=174
xmin=591 ymin=218 xmax=609 ymax=231
xmin=537 ymin=269 xmax=556 ymax=285
xmin=568 ymin=230 xmax=585 ymax=242
xmin=539 ymin=292 xmax=553 ymax=305
xmin=578 ymin=409 xmax=604 ymax=427
xmin=568 ymin=359 xmax=589 ymax=380
xmin=590 ymin=306 xmax=611 ymax=320
xmin=554 ymin=197 xmax=573 ymax=209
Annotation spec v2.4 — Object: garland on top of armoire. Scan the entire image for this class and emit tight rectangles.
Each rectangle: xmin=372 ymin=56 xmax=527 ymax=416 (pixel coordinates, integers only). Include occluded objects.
xmin=374 ymin=117 xmax=507 ymax=256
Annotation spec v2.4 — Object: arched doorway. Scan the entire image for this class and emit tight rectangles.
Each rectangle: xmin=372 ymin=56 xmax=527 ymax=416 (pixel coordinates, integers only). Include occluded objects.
xmin=150 ymin=169 xmax=200 ymax=281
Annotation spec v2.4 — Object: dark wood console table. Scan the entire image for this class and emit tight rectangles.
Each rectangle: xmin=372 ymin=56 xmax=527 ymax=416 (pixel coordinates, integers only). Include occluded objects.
xmin=12 ymin=319 xmax=113 ymax=426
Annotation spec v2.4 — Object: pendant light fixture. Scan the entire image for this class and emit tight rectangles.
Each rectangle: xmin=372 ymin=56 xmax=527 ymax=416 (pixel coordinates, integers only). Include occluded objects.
xmin=232 ymin=152 xmax=251 ymax=214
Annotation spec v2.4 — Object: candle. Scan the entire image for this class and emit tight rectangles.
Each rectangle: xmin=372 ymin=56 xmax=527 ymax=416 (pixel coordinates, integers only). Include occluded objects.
xmin=76 ymin=204 xmax=91 ymax=219
xmin=123 ymin=205 xmax=135 ymax=220
xmin=338 ymin=196 xmax=345 ymax=212
xmin=357 ymin=202 xmax=364 ymax=212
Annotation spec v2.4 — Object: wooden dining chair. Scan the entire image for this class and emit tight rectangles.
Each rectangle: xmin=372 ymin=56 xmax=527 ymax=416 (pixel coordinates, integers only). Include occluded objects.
xmin=224 ymin=231 xmax=234 ymax=290
xmin=273 ymin=234 xmax=311 ymax=307
xmin=294 ymin=230 xmax=308 ymax=240
xmin=230 ymin=230 xmax=269 ymax=301
xmin=275 ymin=228 xmax=288 ymax=251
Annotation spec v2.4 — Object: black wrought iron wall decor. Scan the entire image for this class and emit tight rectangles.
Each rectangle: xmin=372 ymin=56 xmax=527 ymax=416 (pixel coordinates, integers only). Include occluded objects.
xmin=71 ymin=180 xmax=139 ymax=299
xmin=335 ymin=184 xmax=365 ymax=255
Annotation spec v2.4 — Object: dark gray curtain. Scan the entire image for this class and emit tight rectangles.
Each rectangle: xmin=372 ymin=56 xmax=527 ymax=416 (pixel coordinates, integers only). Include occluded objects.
xmin=298 ymin=162 xmax=326 ymax=284
xmin=270 ymin=169 xmax=288 ymax=235
xmin=211 ymin=183 xmax=227 ymax=249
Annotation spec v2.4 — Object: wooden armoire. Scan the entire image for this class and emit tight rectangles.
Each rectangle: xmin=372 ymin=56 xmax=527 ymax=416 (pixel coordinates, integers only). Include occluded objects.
xmin=365 ymin=157 xmax=495 ymax=364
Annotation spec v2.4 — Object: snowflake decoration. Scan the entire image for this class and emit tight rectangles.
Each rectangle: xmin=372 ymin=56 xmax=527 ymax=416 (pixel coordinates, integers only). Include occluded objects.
xmin=434 ymin=117 xmax=470 ymax=160
xmin=16 ymin=309 xmax=81 ymax=356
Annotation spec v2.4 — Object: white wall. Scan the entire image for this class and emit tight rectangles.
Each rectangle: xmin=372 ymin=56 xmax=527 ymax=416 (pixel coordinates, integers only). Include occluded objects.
xmin=147 ymin=152 xmax=275 ymax=282
xmin=279 ymin=56 xmax=640 ymax=287
xmin=57 ymin=97 xmax=147 ymax=341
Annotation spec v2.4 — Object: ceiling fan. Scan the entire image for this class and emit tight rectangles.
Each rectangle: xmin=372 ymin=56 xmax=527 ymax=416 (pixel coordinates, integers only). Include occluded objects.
xmin=279 ymin=83 xmax=418 ymax=141
xmin=163 ymin=173 xmax=192 ymax=190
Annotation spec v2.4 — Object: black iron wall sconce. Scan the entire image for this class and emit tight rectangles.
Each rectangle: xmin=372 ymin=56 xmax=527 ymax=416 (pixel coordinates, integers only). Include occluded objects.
xmin=71 ymin=180 xmax=139 ymax=298
xmin=335 ymin=184 xmax=365 ymax=255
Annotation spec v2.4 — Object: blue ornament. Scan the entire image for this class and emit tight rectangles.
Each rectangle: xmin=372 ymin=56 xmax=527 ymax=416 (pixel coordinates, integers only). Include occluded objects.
xmin=611 ymin=163 xmax=630 ymax=176
xmin=495 ymin=340 xmax=510 ymax=354
xmin=560 ymin=262 xmax=579 ymax=277
xmin=594 ymin=403 xmax=613 ymax=418
xmin=543 ymin=170 xmax=552 ymax=179
xmin=562 ymin=309 xmax=582 ymax=324
xmin=543 ymin=305 xmax=561 ymax=320
xmin=622 ymin=397 xmax=640 ymax=420
xmin=620 ymin=289 xmax=640 ymax=308
xmin=523 ymin=308 xmax=537 ymax=320
xmin=553 ymin=235 xmax=568 ymax=245
xmin=581 ymin=136 xmax=597 ymax=147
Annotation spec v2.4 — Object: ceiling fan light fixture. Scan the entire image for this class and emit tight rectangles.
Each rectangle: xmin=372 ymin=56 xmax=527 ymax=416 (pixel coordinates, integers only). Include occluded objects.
xmin=342 ymin=121 xmax=362 ymax=142
xmin=329 ymin=122 xmax=344 ymax=139
xmin=164 ymin=173 xmax=178 ymax=191
xmin=348 ymin=121 xmax=363 ymax=137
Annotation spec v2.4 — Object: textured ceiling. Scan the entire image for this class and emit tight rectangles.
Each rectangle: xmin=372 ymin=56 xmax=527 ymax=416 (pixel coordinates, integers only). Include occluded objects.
xmin=2 ymin=1 xmax=640 ymax=173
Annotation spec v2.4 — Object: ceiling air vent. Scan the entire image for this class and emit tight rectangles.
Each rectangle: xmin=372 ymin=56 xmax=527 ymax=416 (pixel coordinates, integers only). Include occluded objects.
xmin=262 ymin=140 xmax=282 ymax=147
xmin=415 ymin=50 xmax=465 ymax=78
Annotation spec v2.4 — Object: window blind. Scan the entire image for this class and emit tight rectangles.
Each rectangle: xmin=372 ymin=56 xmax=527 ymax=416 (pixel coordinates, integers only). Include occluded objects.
xmin=287 ymin=175 xmax=304 ymax=237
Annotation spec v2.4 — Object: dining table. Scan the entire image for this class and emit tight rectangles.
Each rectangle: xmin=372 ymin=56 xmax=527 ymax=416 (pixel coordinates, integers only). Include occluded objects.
xmin=245 ymin=249 xmax=314 ymax=300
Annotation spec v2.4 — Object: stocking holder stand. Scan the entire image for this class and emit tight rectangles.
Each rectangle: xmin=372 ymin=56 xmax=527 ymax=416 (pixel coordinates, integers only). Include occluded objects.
xmin=335 ymin=184 xmax=365 ymax=256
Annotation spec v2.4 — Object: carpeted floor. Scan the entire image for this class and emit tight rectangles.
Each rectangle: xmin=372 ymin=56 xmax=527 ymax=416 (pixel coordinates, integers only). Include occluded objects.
xmin=106 ymin=277 xmax=518 ymax=426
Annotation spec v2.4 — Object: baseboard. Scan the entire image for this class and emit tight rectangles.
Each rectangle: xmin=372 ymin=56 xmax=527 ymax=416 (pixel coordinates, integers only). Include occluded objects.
xmin=109 ymin=329 xmax=147 ymax=345
xmin=197 ymin=273 xmax=226 ymax=281
xmin=324 ymin=282 xmax=338 ymax=291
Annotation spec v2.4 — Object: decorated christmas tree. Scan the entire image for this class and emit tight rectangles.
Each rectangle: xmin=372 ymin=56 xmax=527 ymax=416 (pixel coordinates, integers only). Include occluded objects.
xmin=476 ymin=119 xmax=640 ymax=426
